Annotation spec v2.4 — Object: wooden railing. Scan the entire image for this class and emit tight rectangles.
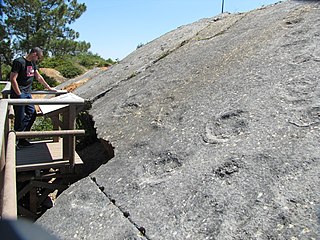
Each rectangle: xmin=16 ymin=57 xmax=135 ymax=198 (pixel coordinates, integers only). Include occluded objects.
xmin=0 ymin=99 xmax=17 ymax=219
xmin=0 ymin=82 xmax=85 ymax=219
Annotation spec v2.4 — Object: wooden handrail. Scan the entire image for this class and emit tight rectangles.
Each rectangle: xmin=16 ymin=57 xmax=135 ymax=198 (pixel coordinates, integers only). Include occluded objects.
xmin=1 ymin=89 xmax=67 ymax=96
xmin=1 ymin=131 xmax=17 ymax=219
xmin=7 ymin=98 xmax=84 ymax=105
xmin=0 ymin=101 xmax=8 ymax=172
xmin=30 ymin=90 xmax=67 ymax=95
xmin=1 ymin=81 xmax=67 ymax=97
xmin=0 ymin=88 xmax=86 ymax=219
xmin=1 ymin=82 xmax=11 ymax=92
xmin=16 ymin=130 xmax=85 ymax=138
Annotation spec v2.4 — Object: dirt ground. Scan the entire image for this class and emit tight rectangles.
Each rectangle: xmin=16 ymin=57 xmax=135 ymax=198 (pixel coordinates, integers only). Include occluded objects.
xmin=40 ymin=68 xmax=66 ymax=83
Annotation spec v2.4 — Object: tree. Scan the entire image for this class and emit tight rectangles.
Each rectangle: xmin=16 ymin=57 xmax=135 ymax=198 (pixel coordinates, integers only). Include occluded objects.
xmin=3 ymin=0 xmax=89 ymax=57
xmin=0 ymin=21 xmax=13 ymax=73
xmin=0 ymin=0 xmax=3 ymax=19
xmin=0 ymin=0 xmax=12 ymax=79
xmin=48 ymin=39 xmax=90 ymax=56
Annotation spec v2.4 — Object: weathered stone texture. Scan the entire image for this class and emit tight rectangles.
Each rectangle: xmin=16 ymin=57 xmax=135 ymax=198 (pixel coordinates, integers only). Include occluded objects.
xmin=38 ymin=1 xmax=320 ymax=239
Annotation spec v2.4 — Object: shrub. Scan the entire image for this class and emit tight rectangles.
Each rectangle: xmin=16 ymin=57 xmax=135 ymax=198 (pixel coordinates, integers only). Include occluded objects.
xmin=56 ymin=63 xmax=84 ymax=79
xmin=76 ymin=53 xmax=114 ymax=69
xmin=32 ymin=72 xmax=59 ymax=90
xmin=0 ymin=83 xmax=5 ymax=92
xmin=40 ymin=57 xmax=66 ymax=69
xmin=32 ymin=116 xmax=53 ymax=132
xmin=40 ymin=56 xmax=84 ymax=79
xmin=39 ymin=53 xmax=116 ymax=79
xmin=1 ymin=64 xmax=11 ymax=80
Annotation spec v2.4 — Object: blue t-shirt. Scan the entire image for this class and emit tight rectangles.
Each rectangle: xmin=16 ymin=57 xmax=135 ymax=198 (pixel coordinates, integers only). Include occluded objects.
xmin=11 ymin=57 xmax=37 ymax=93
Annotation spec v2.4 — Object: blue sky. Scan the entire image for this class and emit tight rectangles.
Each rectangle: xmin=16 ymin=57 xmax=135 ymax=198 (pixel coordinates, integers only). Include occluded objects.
xmin=72 ymin=0 xmax=282 ymax=60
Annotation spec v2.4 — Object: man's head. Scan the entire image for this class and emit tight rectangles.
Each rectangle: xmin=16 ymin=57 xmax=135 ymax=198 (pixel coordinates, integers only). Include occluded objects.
xmin=28 ymin=47 xmax=43 ymax=62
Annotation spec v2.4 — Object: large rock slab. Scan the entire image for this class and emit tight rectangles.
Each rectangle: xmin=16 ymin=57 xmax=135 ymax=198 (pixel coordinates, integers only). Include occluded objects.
xmin=37 ymin=177 xmax=147 ymax=240
xmin=38 ymin=1 xmax=320 ymax=239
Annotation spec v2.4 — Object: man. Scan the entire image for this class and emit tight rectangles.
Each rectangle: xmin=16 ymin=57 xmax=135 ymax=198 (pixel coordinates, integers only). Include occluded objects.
xmin=10 ymin=47 xmax=56 ymax=147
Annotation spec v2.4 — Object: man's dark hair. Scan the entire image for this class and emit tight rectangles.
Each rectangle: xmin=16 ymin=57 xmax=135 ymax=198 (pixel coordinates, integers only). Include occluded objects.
xmin=30 ymin=47 xmax=43 ymax=55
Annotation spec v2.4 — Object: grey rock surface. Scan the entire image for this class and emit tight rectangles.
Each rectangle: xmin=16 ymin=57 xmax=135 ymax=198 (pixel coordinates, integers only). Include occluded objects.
xmin=38 ymin=177 xmax=146 ymax=240
xmin=38 ymin=1 xmax=320 ymax=239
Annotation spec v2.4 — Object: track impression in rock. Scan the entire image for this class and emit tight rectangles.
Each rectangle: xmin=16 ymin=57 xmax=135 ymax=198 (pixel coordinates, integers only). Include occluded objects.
xmin=202 ymin=109 xmax=249 ymax=144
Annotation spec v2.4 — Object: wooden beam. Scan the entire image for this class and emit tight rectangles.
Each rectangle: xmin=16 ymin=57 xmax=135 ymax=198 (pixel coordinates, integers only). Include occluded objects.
xmin=16 ymin=160 xmax=71 ymax=172
xmin=7 ymin=98 xmax=84 ymax=106
xmin=1 ymin=82 xmax=11 ymax=99
xmin=17 ymin=205 xmax=38 ymax=219
xmin=17 ymin=172 xmax=80 ymax=182
xmin=16 ymin=129 xmax=85 ymax=138
xmin=0 ymin=101 xmax=8 ymax=169
xmin=30 ymin=180 xmax=68 ymax=191
xmin=31 ymin=90 xmax=67 ymax=95
xmin=66 ymin=105 xmax=76 ymax=166
xmin=50 ymin=115 xmax=62 ymax=142
xmin=0 ymin=100 xmax=8 ymax=216
xmin=1 ymin=131 xmax=17 ymax=219
xmin=29 ymin=187 xmax=37 ymax=214
xmin=17 ymin=182 xmax=33 ymax=200
xmin=37 ymin=188 xmax=54 ymax=208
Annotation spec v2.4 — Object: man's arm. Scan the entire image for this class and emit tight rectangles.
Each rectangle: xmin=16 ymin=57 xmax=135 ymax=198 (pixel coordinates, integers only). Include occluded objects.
xmin=10 ymin=72 xmax=21 ymax=96
xmin=34 ymin=70 xmax=57 ymax=91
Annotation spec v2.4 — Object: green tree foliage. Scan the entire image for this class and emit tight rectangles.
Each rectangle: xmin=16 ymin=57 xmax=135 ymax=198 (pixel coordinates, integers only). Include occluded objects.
xmin=0 ymin=22 xmax=12 ymax=64
xmin=40 ymin=54 xmax=116 ymax=79
xmin=48 ymin=39 xmax=90 ymax=56
xmin=3 ymin=0 xmax=89 ymax=56
xmin=1 ymin=1 xmax=116 ymax=81
xmin=0 ymin=0 xmax=13 ymax=79
xmin=0 ymin=63 xmax=10 ymax=80
xmin=75 ymin=53 xmax=115 ymax=68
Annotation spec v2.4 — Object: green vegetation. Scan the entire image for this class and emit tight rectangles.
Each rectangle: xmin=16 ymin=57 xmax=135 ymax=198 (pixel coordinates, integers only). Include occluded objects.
xmin=31 ymin=117 xmax=53 ymax=132
xmin=32 ymin=72 xmax=59 ymax=91
xmin=0 ymin=0 xmax=116 ymax=81
xmin=0 ymin=1 xmax=117 ymax=146
xmin=31 ymin=111 xmax=97 ymax=148
xmin=2 ymin=0 xmax=88 ymax=59
xmin=40 ymin=53 xmax=115 ymax=79
xmin=3 ymin=52 xmax=116 ymax=90
xmin=1 ymin=64 xmax=11 ymax=80
xmin=0 ymin=83 xmax=5 ymax=92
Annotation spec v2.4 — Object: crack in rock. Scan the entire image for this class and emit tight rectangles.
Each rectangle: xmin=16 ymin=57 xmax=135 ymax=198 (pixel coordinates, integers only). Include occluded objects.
xmin=89 ymin=177 xmax=149 ymax=239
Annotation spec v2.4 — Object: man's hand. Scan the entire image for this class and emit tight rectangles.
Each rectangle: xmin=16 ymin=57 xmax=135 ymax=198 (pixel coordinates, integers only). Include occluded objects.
xmin=47 ymin=87 xmax=58 ymax=92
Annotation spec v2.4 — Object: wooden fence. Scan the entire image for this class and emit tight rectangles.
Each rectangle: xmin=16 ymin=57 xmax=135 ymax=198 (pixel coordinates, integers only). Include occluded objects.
xmin=0 ymin=82 xmax=85 ymax=219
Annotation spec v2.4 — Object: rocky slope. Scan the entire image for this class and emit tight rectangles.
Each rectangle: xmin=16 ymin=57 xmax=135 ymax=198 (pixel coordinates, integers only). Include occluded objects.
xmin=38 ymin=1 xmax=320 ymax=239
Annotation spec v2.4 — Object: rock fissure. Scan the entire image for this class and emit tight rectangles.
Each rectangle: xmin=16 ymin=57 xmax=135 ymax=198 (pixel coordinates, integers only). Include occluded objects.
xmin=90 ymin=176 xmax=150 ymax=239
xmin=90 ymin=87 xmax=113 ymax=104
xmin=38 ymin=1 xmax=320 ymax=239
xmin=195 ymin=13 xmax=248 ymax=41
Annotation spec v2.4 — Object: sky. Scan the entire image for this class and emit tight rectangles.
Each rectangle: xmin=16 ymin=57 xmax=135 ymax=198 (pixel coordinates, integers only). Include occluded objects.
xmin=72 ymin=0 xmax=282 ymax=60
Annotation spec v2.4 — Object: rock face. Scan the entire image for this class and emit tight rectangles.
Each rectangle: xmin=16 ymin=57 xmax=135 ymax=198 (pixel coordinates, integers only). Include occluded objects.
xmin=37 ymin=1 xmax=320 ymax=239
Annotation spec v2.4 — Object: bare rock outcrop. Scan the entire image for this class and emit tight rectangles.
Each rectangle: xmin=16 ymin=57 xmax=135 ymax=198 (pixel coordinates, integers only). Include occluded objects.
xmin=38 ymin=1 xmax=320 ymax=239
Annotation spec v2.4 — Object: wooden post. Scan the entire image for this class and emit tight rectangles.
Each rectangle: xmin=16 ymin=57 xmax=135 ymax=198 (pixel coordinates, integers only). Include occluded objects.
xmin=69 ymin=105 xmax=76 ymax=167
xmin=29 ymin=182 xmax=37 ymax=214
xmin=0 ymin=100 xmax=8 ymax=215
xmin=51 ymin=115 xmax=61 ymax=142
xmin=0 ymin=142 xmax=5 ymax=215
xmin=63 ymin=105 xmax=76 ymax=168
xmin=1 ymin=131 xmax=17 ymax=219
